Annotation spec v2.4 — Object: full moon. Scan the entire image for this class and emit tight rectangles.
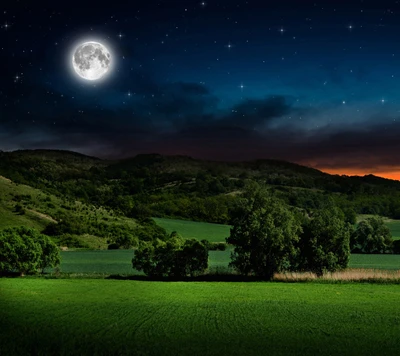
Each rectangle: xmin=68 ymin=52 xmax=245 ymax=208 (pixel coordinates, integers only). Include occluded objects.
xmin=72 ymin=41 xmax=111 ymax=81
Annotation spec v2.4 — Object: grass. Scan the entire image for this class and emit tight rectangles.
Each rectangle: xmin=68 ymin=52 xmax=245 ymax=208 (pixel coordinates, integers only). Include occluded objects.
xmin=274 ymin=269 xmax=400 ymax=282
xmin=153 ymin=217 xmax=231 ymax=242
xmin=156 ymin=216 xmax=400 ymax=243
xmin=0 ymin=176 xmax=138 ymax=249
xmin=350 ymin=254 xmax=400 ymax=270
xmin=1 ymin=279 xmax=400 ymax=355
xmin=386 ymin=220 xmax=400 ymax=240
xmin=56 ymin=250 xmax=400 ymax=276
xmin=58 ymin=250 xmax=136 ymax=275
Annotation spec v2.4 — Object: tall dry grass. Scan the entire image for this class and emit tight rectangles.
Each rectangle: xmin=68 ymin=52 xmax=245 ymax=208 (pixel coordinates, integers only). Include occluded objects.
xmin=274 ymin=269 xmax=400 ymax=283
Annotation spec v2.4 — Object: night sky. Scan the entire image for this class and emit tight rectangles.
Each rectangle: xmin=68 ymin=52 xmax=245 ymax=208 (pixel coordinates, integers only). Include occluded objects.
xmin=2 ymin=1 xmax=400 ymax=179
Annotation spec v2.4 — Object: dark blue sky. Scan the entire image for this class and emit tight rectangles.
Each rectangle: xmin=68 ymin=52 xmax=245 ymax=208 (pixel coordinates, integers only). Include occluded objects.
xmin=2 ymin=0 xmax=400 ymax=178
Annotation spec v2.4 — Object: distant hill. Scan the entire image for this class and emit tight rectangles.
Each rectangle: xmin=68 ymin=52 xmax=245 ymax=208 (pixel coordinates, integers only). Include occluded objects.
xmin=1 ymin=149 xmax=400 ymax=224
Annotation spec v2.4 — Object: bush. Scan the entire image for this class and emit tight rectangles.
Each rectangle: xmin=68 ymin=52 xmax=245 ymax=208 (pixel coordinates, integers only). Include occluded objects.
xmin=201 ymin=240 xmax=227 ymax=251
xmin=56 ymin=234 xmax=89 ymax=249
xmin=14 ymin=204 xmax=25 ymax=215
xmin=0 ymin=227 xmax=60 ymax=275
xmin=132 ymin=233 xmax=208 ymax=278
xmin=351 ymin=217 xmax=393 ymax=254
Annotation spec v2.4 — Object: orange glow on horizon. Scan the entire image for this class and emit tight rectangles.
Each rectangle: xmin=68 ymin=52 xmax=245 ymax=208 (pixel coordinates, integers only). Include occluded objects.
xmin=320 ymin=168 xmax=400 ymax=181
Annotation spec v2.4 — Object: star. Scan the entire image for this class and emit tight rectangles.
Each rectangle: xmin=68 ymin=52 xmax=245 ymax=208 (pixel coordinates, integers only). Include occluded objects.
xmin=342 ymin=101 xmax=346 ymax=104
xmin=2 ymin=22 xmax=10 ymax=30
xmin=200 ymin=1 xmax=206 ymax=7
xmin=348 ymin=25 xmax=353 ymax=30
xmin=118 ymin=32 xmax=124 ymax=39
xmin=225 ymin=42 xmax=234 ymax=50
xmin=239 ymin=83 xmax=245 ymax=91
xmin=279 ymin=28 xmax=285 ymax=34
xmin=381 ymin=98 xmax=386 ymax=104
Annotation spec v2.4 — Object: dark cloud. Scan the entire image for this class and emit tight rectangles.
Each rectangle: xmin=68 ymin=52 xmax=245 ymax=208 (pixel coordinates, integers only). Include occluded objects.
xmin=2 ymin=76 xmax=400 ymax=174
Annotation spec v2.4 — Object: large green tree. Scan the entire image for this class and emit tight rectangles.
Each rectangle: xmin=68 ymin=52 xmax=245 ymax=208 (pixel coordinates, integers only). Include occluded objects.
xmin=297 ymin=207 xmax=351 ymax=276
xmin=226 ymin=186 xmax=302 ymax=280
xmin=0 ymin=227 xmax=60 ymax=275
xmin=351 ymin=217 xmax=393 ymax=254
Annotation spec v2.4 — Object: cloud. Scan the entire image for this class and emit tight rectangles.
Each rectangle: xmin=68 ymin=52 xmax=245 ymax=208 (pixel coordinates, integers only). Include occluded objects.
xmin=2 ymin=75 xmax=400 ymax=175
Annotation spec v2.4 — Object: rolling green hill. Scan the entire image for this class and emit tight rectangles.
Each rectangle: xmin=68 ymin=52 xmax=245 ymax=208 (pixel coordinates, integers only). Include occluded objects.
xmin=0 ymin=174 xmax=138 ymax=249
xmin=2 ymin=149 xmax=400 ymax=237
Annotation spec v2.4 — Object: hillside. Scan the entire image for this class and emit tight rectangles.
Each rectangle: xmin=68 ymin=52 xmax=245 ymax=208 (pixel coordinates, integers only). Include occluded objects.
xmin=0 ymin=173 xmax=139 ymax=249
xmin=1 ymin=149 xmax=400 ymax=225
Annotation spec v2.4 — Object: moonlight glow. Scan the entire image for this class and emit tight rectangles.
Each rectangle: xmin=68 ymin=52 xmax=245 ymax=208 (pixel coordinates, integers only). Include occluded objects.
xmin=72 ymin=41 xmax=111 ymax=81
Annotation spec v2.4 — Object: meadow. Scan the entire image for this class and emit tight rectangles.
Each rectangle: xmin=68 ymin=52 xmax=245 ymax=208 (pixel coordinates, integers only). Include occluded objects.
xmin=1 ymin=279 xmax=399 ymax=356
xmin=155 ymin=216 xmax=400 ymax=241
xmin=57 ymin=250 xmax=400 ymax=275
xmin=153 ymin=217 xmax=231 ymax=242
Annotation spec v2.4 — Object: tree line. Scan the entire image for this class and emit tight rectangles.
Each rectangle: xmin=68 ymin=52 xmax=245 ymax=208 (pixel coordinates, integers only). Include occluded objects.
xmin=0 ymin=184 xmax=397 ymax=278
xmin=132 ymin=184 xmax=396 ymax=280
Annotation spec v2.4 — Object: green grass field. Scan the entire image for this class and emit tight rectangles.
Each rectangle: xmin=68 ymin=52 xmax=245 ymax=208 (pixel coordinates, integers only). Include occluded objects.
xmin=153 ymin=217 xmax=231 ymax=242
xmin=1 ymin=279 xmax=399 ymax=356
xmin=155 ymin=216 xmax=400 ymax=243
xmin=386 ymin=220 xmax=400 ymax=240
xmin=57 ymin=250 xmax=400 ymax=275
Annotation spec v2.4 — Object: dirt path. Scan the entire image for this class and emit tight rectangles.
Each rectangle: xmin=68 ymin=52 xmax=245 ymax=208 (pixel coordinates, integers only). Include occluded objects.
xmin=27 ymin=209 xmax=57 ymax=223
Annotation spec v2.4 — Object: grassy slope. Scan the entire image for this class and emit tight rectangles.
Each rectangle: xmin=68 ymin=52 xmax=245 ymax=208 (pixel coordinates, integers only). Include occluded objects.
xmin=0 ymin=176 xmax=137 ymax=249
xmin=1 ymin=279 xmax=399 ymax=356
xmin=153 ymin=217 xmax=231 ymax=242
xmin=0 ymin=176 xmax=50 ymax=231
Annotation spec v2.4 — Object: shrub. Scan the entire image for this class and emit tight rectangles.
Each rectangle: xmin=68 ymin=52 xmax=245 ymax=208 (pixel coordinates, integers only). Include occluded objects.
xmin=351 ymin=217 xmax=393 ymax=254
xmin=56 ymin=234 xmax=89 ymax=249
xmin=132 ymin=233 xmax=208 ymax=278
xmin=14 ymin=204 xmax=25 ymax=215
xmin=201 ymin=240 xmax=227 ymax=251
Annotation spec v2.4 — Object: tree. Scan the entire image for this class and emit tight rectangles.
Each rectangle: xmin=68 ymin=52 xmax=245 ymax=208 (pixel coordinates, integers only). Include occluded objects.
xmin=351 ymin=217 xmax=393 ymax=254
xmin=0 ymin=227 xmax=60 ymax=275
xmin=36 ymin=233 xmax=61 ymax=272
xmin=132 ymin=232 xmax=208 ymax=278
xmin=297 ymin=207 xmax=351 ymax=276
xmin=226 ymin=186 xmax=302 ymax=280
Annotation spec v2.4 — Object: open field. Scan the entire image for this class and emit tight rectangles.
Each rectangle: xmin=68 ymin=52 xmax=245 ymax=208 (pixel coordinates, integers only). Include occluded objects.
xmin=153 ymin=217 xmax=231 ymax=242
xmin=56 ymin=250 xmax=400 ymax=275
xmin=386 ymin=220 xmax=400 ymax=239
xmin=155 ymin=216 xmax=400 ymax=242
xmin=1 ymin=279 xmax=400 ymax=356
